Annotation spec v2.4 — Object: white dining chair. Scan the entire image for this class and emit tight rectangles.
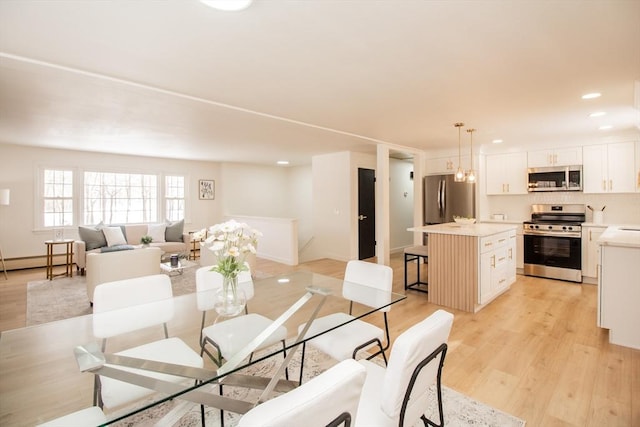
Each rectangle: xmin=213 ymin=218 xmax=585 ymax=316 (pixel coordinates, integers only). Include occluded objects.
xmin=297 ymin=260 xmax=393 ymax=384
xmin=92 ymin=274 xmax=204 ymax=411
xmin=195 ymin=266 xmax=288 ymax=369
xmin=237 ymin=358 xmax=367 ymax=427
xmin=355 ymin=309 xmax=454 ymax=427
xmin=37 ymin=407 xmax=107 ymax=427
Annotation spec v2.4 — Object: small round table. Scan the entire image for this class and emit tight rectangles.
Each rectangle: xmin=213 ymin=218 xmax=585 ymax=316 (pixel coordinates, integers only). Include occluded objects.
xmin=44 ymin=239 xmax=75 ymax=280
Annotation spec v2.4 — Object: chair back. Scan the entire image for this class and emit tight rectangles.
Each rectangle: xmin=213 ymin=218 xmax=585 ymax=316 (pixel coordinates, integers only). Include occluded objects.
xmin=237 ymin=359 xmax=366 ymax=427
xmin=195 ymin=266 xmax=254 ymax=312
xmin=380 ymin=310 xmax=454 ymax=422
xmin=343 ymin=260 xmax=393 ymax=312
xmin=93 ymin=274 xmax=174 ymax=339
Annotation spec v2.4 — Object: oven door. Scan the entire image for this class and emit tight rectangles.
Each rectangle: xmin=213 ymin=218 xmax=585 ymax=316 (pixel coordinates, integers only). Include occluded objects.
xmin=524 ymin=233 xmax=582 ymax=281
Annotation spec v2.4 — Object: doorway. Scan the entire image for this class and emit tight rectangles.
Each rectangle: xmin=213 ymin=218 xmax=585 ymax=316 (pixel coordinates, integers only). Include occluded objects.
xmin=358 ymin=168 xmax=376 ymax=260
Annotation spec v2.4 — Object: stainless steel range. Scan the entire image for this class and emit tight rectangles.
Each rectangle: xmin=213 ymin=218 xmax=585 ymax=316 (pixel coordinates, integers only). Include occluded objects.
xmin=523 ymin=204 xmax=585 ymax=282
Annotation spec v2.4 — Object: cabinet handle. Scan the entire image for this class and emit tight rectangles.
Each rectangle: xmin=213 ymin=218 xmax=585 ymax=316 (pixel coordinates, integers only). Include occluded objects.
xmin=589 ymin=230 xmax=592 ymax=241
xmin=602 ymin=180 xmax=606 ymax=191
xmin=499 ymin=278 xmax=506 ymax=284
xmin=507 ymin=184 xmax=510 ymax=192
xmin=498 ymin=238 xmax=506 ymax=243
xmin=498 ymin=256 xmax=506 ymax=262
xmin=554 ymin=154 xmax=558 ymax=164
xmin=484 ymin=242 xmax=493 ymax=247
xmin=509 ymin=248 xmax=513 ymax=259
xmin=491 ymin=255 xmax=496 ymax=268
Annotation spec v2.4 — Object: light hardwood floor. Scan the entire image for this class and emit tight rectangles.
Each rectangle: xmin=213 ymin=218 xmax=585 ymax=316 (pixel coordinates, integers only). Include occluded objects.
xmin=1 ymin=255 xmax=639 ymax=426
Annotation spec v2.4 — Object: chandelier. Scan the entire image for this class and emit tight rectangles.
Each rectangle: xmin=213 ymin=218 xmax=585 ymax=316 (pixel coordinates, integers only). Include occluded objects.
xmin=453 ymin=123 xmax=476 ymax=184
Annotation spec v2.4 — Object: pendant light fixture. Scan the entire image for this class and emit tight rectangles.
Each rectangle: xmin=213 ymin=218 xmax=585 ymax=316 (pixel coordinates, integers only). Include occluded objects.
xmin=454 ymin=122 xmax=465 ymax=182
xmin=466 ymin=128 xmax=476 ymax=184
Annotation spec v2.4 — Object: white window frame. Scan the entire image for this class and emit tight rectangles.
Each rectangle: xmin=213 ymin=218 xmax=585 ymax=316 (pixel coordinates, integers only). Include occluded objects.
xmin=36 ymin=166 xmax=189 ymax=228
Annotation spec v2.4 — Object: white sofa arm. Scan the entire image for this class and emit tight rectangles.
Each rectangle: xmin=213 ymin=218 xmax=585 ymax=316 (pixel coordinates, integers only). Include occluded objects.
xmin=86 ymin=247 xmax=162 ymax=304
xmin=74 ymin=240 xmax=88 ymax=273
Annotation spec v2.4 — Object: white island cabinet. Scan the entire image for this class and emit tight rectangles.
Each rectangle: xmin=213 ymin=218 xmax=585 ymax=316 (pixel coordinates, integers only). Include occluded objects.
xmin=408 ymin=223 xmax=517 ymax=312
xmin=597 ymin=226 xmax=640 ymax=349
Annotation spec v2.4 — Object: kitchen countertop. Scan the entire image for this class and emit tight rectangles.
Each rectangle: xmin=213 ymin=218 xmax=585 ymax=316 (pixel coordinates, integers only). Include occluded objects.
xmin=597 ymin=225 xmax=640 ymax=248
xmin=408 ymin=222 xmax=517 ymax=237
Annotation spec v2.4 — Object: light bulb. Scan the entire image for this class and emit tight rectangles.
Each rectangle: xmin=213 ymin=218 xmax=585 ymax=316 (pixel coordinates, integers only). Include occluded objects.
xmin=455 ymin=167 xmax=466 ymax=182
xmin=467 ymin=170 xmax=476 ymax=183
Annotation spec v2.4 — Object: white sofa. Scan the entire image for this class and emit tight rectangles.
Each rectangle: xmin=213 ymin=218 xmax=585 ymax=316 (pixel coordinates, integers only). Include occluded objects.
xmin=86 ymin=247 xmax=162 ymax=304
xmin=75 ymin=222 xmax=190 ymax=275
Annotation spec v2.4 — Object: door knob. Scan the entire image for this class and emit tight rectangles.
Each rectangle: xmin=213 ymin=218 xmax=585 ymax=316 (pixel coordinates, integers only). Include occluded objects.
xmin=358 ymin=215 xmax=368 ymax=220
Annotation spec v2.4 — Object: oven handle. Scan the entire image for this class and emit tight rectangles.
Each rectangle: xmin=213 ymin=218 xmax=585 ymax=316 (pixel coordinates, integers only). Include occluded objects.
xmin=523 ymin=230 xmax=581 ymax=238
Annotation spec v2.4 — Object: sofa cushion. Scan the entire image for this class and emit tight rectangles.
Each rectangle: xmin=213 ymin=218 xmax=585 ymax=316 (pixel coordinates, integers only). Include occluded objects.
xmin=78 ymin=222 xmax=107 ymax=251
xmin=147 ymin=223 xmax=166 ymax=243
xmin=165 ymin=219 xmax=184 ymax=242
xmin=100 ymin=244 xmax=135 ymax=253
xmin=103 ymin=226 xmax=127 ymax=247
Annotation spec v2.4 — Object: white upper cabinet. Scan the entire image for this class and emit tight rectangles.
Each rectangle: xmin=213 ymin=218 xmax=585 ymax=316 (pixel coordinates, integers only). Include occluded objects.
xmin=528 ymin=147 xmax=582 ymax=168
xmin=583 ymin=142 xmax=636 ymax=193
xmin=425 ymin=155 xmax=470 ymax=175
xmin=486 ymin=152 xmax=528 ymax=195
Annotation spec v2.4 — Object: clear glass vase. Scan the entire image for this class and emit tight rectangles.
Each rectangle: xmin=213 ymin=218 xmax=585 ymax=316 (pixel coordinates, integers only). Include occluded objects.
xmin=214 ymin=275 xmax=246 ymax=316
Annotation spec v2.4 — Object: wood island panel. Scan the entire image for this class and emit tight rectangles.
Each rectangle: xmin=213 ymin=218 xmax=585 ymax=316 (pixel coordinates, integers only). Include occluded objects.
xmin=428 ymin=233 xmax=478 ymax=312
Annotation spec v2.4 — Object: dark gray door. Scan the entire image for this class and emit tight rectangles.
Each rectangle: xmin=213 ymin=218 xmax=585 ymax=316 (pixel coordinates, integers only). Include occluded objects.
xmin=358 ymin=168 xmax=376 ymax=260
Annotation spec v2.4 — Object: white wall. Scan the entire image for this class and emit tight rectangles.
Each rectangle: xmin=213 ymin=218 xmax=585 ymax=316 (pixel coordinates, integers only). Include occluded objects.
xmin=389 ymin=158 xmax=414 ymax=252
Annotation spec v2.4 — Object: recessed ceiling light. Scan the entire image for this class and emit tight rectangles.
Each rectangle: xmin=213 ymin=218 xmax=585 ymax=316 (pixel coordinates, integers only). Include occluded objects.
xmin=582 ymin=92 xmax=601 ymax=100
xmin=276 ymin=160 xmax=289 ymax=165
xmin=492 ymin=139 xmax=503 ymax=144
xmin=200 ymin=0 xmax=253 ymax=11
xmin=599 ymin=125 xmax=613 ymax=130
xmin=589 ymin=111 xmax=606 ymax=117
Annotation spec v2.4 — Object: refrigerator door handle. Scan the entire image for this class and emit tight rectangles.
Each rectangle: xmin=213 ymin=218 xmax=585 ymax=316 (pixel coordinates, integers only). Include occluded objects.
xmin=440 ymin=180 xmax=446 ymax=217
xmin=437 ymin=180 xmax=443 ymax=213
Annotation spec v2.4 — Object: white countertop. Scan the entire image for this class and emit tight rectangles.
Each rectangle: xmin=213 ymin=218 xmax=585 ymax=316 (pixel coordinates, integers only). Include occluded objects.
xmin=598 ymin=225 xmax=640 ymax=248
xmin=408 ymin=222 xmax=517 ymax=237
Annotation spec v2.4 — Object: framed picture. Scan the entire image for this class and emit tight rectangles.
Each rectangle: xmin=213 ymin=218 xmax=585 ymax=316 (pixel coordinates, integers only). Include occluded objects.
xmin=199 ymin=179 xmax=215 ymax=200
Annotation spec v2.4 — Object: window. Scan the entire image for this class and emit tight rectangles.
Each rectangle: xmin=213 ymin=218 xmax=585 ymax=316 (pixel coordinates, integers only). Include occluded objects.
xmin=84 ymin=172 xmax=158 ymax=224
xmin=165 ymin=175 xmax=185 ymax=221
xmin=43 ymin=169 xmax=73 ymax=227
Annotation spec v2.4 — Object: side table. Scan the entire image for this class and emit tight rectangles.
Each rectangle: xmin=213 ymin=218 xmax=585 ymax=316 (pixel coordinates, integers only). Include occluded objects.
xmin=45 ymin=239 xmax=75 ymax=280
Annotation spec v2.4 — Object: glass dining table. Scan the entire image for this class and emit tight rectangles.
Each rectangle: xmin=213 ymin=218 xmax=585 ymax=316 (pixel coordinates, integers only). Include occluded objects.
xmin=0 ymin=270 xmax=405 ymax=426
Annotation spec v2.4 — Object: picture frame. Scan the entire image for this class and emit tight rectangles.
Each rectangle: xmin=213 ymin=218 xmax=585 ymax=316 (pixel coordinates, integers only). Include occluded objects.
xmin=199 ymin=179 xmax=215 ymax=200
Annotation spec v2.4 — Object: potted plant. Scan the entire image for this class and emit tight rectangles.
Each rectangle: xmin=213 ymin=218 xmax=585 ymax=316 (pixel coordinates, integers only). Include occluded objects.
xmin=140 ymin=235 xmax=153 ymax=246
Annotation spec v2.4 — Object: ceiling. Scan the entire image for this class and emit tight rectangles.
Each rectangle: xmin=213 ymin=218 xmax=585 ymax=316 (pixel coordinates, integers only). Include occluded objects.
xmin=1 ymin=0 xmax=639 ymax=166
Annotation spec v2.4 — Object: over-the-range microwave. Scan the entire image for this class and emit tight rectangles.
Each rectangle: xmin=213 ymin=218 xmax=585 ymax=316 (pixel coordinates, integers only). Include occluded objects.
xmin=527 ymin=165 xmax=582 ymax=192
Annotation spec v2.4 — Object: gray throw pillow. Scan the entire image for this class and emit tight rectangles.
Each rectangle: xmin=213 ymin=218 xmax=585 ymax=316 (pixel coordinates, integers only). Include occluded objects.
xmin=165 ymin=219 xmax=184 ymax=242
xmin=78 ymin=223 xmax=107 ymax=250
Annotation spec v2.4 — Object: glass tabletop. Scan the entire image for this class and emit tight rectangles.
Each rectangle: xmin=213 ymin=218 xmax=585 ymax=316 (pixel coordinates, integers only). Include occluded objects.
xmin=0 ymin=270 xmax=405 ymax=426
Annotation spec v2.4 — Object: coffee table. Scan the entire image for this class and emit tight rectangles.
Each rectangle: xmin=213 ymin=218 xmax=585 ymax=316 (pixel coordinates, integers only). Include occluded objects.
xmin=160 ymin=260 xmax=184 ymax=275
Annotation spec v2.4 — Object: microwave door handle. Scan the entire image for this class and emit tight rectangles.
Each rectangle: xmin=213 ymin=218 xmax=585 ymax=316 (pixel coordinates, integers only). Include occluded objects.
xmin=564 ymin=167 xmax=569 ymax=189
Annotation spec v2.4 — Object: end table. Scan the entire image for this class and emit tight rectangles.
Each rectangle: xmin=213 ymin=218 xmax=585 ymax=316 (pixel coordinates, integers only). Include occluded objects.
xmin=45 ymin=239 xmax=75 ymax=280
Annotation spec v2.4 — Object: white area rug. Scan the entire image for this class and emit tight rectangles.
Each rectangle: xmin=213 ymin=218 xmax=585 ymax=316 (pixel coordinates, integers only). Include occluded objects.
xmin=26 ymin=260 xmax=200 ymax=325
xmin=110 ymin=347 xmax=526 ymax=427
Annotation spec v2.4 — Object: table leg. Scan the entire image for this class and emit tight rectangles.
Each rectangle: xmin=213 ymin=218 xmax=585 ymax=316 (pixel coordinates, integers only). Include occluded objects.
xmin=46 ymin=244 xmax=53 ymax=280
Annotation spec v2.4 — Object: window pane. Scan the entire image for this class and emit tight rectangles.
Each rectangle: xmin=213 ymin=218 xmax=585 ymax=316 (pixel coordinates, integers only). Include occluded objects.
xmin=165 ymin=175 xmax=185 ymax=221
xmin=43 ymin=169 xmax=74 ymax=227
xmin=84 ymin=171 xmax=157 ymax=224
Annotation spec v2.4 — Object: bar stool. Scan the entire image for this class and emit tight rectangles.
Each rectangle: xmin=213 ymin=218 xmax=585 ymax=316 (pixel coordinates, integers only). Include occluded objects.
xmin=404 ymin=245 xmax=428 ymax=293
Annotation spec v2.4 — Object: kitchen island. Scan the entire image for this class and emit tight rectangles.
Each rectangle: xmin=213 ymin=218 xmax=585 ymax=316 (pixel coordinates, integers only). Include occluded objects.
xmin=597 ymin=225 xmax=640 ymax=349
xmin=408 ymin=222 xmax=518 ymax=312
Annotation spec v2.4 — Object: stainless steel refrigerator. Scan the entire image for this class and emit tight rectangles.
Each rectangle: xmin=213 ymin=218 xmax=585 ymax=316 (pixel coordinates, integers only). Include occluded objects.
xmin=423 ymin=175 xmax=476 ymax=224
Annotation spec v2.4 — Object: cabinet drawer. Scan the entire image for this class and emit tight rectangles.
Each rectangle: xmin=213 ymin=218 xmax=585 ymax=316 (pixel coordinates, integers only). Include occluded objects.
xmin=480 ymin=231 xmax=511 ymax=253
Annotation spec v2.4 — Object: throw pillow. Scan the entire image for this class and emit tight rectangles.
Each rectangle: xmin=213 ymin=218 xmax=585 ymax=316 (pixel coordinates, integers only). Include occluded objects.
xmin=147 ymin=223 xmax=166 ymax=243
xmin=165 ymin=219 xmax=184 ymax=242
xmin=78 ymin=222 xmax=107 ymax=250
xmin=102 ymin=226 xmax=127 ymax=247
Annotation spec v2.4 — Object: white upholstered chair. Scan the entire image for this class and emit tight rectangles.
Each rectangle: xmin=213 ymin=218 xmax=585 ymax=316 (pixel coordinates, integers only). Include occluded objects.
xmin=297 ymin=260 xmax=393 ymax=383
xmin=195 ymin=266 xmax=289 ymax=369
xmin=237 ymin=359 xmax=367 ymax=427
xmin=355 ymin=309 xmax=454 ymax=427
xmin=92 ymin=274 xmax=204 ymax=410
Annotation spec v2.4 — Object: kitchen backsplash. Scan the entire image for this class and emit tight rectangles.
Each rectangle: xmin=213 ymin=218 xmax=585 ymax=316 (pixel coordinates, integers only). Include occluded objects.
xmin=482 ymin=192 xmax=640 ymax=224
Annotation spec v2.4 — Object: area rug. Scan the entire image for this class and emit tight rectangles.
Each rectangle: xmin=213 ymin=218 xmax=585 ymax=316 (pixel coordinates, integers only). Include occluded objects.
xmin=26 ymin=260 xmax=201 ymax=326
xmin=110 ymin=347 xmax=526 ymax=427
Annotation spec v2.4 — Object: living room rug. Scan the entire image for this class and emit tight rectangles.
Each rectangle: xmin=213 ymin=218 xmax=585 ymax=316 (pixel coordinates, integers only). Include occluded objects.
xmin=110 ymin=347 xmax=526 ymax=427
xmin=26 ymin=260 xmax=201 ymax=326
